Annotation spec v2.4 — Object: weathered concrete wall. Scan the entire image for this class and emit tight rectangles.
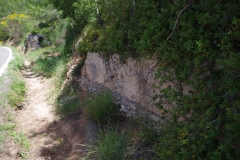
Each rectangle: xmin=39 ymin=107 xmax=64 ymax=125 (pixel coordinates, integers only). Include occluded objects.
xmin=79 ymin=53 xmax=161 ymax=120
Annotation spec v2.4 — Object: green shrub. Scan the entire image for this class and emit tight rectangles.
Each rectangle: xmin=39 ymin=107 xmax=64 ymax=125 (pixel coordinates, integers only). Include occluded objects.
xmin=86 ymin=126 xmax=128 ymax=160
xmin=84 ymin=91 xmax=119 ymax=124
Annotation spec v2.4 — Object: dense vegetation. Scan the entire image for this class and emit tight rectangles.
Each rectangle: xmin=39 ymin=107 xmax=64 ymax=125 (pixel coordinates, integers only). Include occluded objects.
xmin=49 ymin=1 xmax=240 ymax=159
xmin=1 ymin=0 xmax=240 ymax=159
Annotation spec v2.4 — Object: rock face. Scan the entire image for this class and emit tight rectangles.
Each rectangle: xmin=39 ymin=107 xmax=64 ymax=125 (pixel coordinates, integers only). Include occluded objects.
xmin=79 ymin=53 xmax=161 ymax=119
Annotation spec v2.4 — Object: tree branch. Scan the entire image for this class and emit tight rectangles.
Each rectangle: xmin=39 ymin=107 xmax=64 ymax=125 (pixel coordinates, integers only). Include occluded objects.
xmin=166 ymin=0 xmax=193 ymax=41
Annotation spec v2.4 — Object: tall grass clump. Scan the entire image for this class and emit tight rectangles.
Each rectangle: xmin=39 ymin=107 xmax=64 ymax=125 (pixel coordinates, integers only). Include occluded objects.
xmin=85 ymin=126 xmax=128 ymax=160
xmin=84 ymin=91 xmax=119 ymax=124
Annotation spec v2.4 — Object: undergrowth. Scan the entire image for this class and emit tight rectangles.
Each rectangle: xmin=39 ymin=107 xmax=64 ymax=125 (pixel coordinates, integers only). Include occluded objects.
xmin=84 ymin=91 xmax=120 ymax=125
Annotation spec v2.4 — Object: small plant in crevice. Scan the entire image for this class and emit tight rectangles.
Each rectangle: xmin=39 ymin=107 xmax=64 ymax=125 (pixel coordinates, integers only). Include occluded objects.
xmin=84 ymin=91 xmax=120 ymax=125
xmin=84 ymin=125 xmax=128 ymax=160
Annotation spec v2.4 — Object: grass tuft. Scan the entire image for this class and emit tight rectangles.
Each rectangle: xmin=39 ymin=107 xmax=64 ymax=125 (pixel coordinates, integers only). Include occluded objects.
xmin=85 ymin=126 xmax=128 ymax=160
xmin=84 ymin=91 xmax=120 ymax=124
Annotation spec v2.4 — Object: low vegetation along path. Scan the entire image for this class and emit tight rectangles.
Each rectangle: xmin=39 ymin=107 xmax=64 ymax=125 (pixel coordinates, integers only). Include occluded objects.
xmin=16 ymin=62 xmax=58 ymax=159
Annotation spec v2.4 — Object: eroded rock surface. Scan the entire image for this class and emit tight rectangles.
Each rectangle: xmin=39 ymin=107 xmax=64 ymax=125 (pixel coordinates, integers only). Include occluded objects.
xmin=80 ymin=53 xmax=161 ymax=119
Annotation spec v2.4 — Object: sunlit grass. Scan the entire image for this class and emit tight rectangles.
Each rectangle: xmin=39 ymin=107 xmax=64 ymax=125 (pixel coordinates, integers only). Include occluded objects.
xmin=25 ymin=46 xmax=55 ymax=62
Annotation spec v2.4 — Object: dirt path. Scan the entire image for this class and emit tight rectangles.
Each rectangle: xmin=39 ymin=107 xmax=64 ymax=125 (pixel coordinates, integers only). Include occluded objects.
xmin=16 ymin=68 xmax=58 ymax=159
xmin=13 ymin=63 xmax=93 ymax=160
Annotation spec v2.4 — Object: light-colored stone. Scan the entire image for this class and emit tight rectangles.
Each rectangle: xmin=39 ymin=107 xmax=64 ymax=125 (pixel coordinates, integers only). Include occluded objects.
xmin=85 ymin=53 xmax=106 ymax=84
xmin=24 ymin=59 xmax=31 ymax=68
